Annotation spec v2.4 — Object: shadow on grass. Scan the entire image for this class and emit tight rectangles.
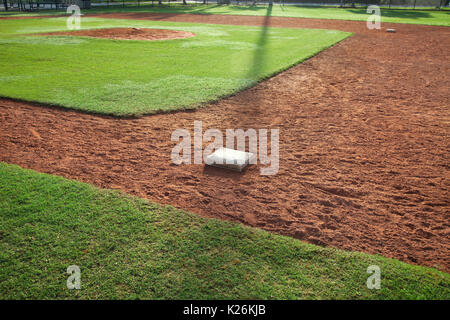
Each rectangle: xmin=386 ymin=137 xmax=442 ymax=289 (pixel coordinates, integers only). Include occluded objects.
xmin=224 ymin=5 xmax=269 ymax=12
xmin=88 ymin=4 xmax=227 ymax=15
xmin=135 ymin=4 xmax=232 ymax=19
xmin=224 ymin=4 xmax=272 ymax=129
xmin=78 ymin=4 xmax=229 ymax=23
xmin=246 ymin=4 xmax=272 ymax=79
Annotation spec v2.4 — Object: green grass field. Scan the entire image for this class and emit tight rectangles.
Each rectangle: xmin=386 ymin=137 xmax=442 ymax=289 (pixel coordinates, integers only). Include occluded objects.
xmin=0 ymin=16 xmax=349 ymax=116
xmin=0 ymin=162 xmax=449 ymax=299
xmin=1 ymin=4 xmax=449 ymax=26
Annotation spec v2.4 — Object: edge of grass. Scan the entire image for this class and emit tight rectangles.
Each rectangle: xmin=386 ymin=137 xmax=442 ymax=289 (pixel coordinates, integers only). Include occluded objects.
xmin=0 ymin=28 xmax=352 ymax=118
xmin=0 ymin=162 xmax=449 ymax=299
xmin=0 ymin=19 xmax=352 ymax=117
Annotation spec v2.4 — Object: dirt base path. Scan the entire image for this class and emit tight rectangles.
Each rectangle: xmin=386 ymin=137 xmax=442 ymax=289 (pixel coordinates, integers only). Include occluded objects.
xmin=1 ymin=13 xmax=449 ymax=271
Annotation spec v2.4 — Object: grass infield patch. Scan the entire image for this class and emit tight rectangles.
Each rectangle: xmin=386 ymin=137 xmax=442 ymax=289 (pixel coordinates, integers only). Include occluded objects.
xmin=0 ymin=162 xmax=449 ymax=299
xmin=0 ymin=17 xmax=349 ymax=116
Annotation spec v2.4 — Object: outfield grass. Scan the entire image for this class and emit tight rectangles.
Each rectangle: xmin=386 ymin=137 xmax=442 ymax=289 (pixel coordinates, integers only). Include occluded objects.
xmin=1 ymin=4 xmax=449 ymax=26
xmin=0 ymin=162 xmax=449 ymax=299
xmin=0 ymin=17 xmax=349 ymax=116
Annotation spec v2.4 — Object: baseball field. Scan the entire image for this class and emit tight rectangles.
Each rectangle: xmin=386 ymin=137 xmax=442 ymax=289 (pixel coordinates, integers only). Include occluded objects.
xmin=0 ymin=4 xmax=449 ymax=299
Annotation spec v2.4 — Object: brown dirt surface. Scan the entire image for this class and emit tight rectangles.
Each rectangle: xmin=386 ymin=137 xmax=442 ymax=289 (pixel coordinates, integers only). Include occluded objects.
xmin=1 ymin=13 xmax=449 ymax=271
xmin=38 ymin=27 xmax=195 ymax=41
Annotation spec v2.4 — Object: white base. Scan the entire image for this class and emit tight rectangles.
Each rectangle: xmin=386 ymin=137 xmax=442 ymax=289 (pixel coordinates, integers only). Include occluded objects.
xmin=205 ymin=147 xmax=255 ymax=172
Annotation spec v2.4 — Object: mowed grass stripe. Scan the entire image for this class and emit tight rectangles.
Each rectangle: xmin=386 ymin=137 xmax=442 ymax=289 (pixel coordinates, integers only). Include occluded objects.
xmin=0 ymin=18 xmax=350 ymax=116
xmin=0 ymin=162 xmax=448 ymax=299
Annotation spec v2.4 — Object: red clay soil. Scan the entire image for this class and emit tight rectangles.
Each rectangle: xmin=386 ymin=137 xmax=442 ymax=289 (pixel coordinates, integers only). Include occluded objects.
xmin=1 ymin=13 xmax=449 ymax=271
xmin=38 ymin=27 xmax=195 ymax=41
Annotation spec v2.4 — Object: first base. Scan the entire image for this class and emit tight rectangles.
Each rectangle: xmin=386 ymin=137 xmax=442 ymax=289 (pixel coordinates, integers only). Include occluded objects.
xmin=205 ymin=147 xmax=255 ymax=172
